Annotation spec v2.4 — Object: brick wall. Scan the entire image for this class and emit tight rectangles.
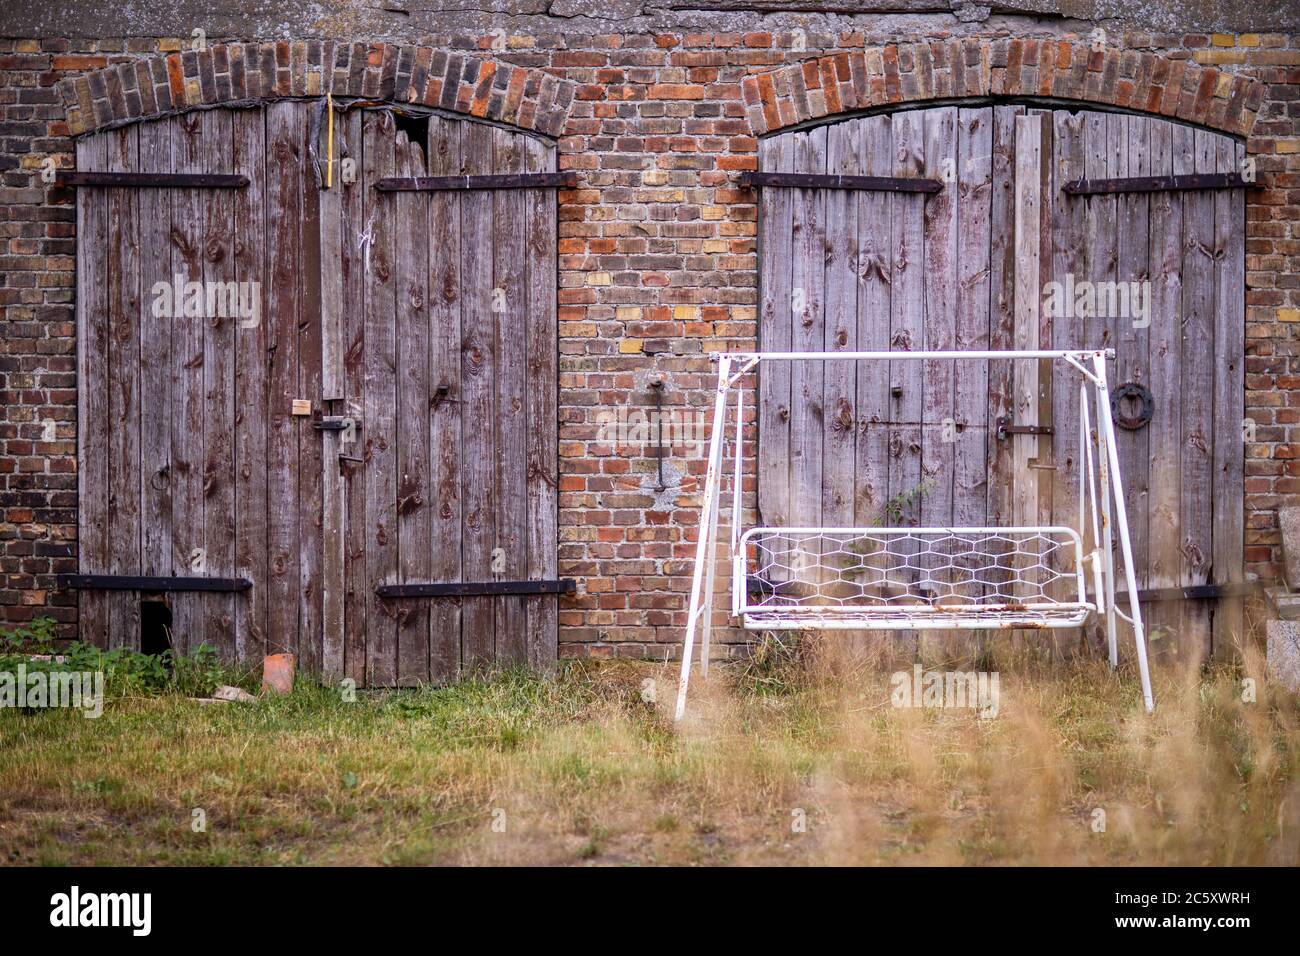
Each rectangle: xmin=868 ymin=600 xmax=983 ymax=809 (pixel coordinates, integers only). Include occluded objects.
xmin=2 ymin=23 xmax=1298 ymax=660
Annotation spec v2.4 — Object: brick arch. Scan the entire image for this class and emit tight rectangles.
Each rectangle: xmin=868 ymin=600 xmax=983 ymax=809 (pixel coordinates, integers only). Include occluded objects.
xmin=57 ymin=41 xmax=578 ymax=139
xmin=741 ymin=39 xmax=1264 ymax=140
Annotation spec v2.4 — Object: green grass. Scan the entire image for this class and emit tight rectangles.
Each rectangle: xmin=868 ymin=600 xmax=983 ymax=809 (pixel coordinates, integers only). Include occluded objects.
xmin=1 ymin=638 xmax=1297 ymax=866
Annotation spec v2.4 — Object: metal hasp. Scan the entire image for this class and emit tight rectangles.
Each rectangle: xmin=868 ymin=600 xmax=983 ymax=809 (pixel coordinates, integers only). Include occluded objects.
xmin=376 ymin=579 xmax=576 ymax=598
xmin=311 ymin=416 xmax=359 ymax=432
xmin=738 ymin=171 xmax=942 ymax=193
xmin=1062 ymin=172 xmax=1253 ymax=195
xmin=58 ymin=172 xmax=250 ymax=189
xmin=58 ymin=574 xmax=252 ymax=592
xmin=375 ymin=172 xmax=577 ymax=192
xmin=995 ymin=416 xmax=1054 ymax=440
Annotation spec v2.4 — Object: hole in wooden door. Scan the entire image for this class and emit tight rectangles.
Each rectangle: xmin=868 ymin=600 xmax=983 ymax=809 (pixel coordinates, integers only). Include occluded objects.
xmin=139 ymin=598 xmax=173 ymax=657
xmin=392 ymin=110 xmax=429 ymax=145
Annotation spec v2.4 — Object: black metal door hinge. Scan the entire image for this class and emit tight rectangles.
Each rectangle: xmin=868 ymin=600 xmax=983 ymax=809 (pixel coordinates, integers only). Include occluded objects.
xmin=58 ymin=574 xmax=251 ymax=592
xmin=377 ymin=579 xmax=577 ymax=598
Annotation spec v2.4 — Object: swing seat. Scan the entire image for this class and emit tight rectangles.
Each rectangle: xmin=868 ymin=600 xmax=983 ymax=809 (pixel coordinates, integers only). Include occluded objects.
xmin=736 ymin=526 xmax=1096 ymax=631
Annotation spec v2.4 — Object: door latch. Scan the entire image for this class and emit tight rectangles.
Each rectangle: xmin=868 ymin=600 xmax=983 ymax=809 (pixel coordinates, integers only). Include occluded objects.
xmin=995 ymin=417 xmax=1054 ymax=441
xmin=311 ymin=415 xmax=361 ymax=432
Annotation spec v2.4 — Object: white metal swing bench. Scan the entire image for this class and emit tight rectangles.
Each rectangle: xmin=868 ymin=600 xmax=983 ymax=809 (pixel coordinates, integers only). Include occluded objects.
xmin=674 ymin=349 xmax=1154 ymax=720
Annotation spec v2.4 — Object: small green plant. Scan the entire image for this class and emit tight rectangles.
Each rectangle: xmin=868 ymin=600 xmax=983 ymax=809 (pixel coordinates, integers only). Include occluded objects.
xmin=0 ymin=616 xmax=57 ymax=653
xmin=839 ymin=478 xmax=937 ymax=571
xmin=874 ymin=478 xmax=935 ymax=527
xmin=0 ymin=617 xmax=253 ymax=699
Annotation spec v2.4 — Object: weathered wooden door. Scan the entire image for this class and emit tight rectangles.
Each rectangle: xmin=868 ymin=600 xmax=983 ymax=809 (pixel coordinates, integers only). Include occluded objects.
xmin=74 ymin=109 xmax=277 ymax=663
xmin=334 ymin=109 xmax=560 ymax=686
xmin=757 ymin=105 xmax=1246 ymax=659
xmin=72 ymin=103 xmax=560 ymax=683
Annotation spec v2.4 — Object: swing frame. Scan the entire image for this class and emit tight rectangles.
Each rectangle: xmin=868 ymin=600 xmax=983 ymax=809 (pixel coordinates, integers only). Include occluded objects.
xmin=674 ymin=348 xmax=1154 ymax=720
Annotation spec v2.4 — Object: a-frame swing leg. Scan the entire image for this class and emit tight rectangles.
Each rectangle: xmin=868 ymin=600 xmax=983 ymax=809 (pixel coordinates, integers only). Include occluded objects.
xmin=675 ymin=357 xmax=730 ymax=721
xmin=1092 ymin=354 xmax=1154 ymax=713
xmin=1092 ymin=376 xmax=1119 ymax=668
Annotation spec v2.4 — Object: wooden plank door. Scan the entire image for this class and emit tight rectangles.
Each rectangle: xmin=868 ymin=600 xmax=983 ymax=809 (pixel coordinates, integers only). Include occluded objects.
xmin=757 ymin=108 xmax=999 ymax=549
xmin=75 ymin=104 xmax=325 ymax=666
xmin=76 ymin=112 xmax=268 ymax=658
xmin=76 ymin=104 xmax=559 ymax=683
xmin=339 ymin=110 xmax=561 ymax=685
xmin=1047 ymin=111 xmax=1247 ymax=662
xmin=755 ymin=106 xmax=1247 ymax=660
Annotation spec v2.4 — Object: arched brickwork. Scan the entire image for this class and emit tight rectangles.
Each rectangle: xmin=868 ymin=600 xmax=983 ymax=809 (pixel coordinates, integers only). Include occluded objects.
xmin=741 ymin=40 xmax=1264 ymax=139
xmin=56 ymin=41 xmax=578 ymax=139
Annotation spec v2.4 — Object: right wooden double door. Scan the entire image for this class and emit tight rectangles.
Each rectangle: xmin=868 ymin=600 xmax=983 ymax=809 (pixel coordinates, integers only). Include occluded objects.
xmin=757 ymin=105 xmax=1246 ymax=659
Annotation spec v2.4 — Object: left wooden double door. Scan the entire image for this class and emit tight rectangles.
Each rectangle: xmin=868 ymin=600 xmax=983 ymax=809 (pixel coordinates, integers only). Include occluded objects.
xmin=74 ymin=102 xmax=560 ymax=685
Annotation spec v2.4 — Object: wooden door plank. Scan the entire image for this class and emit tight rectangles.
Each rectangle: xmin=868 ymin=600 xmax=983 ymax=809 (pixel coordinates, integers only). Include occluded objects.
xmin=200 ymin=108 xmax=238 ymax=659
xmin=920 ymin=107 xmax=958 ymax=542
xmin=954 ymin=108 xmax=992 ymax=531
xmin=1145 ymin=119 xmax=1184 ymax=657
xmin=854 ymin=115 xmax=893 ymax=528
xmin=848 ymin=114 xmax=894 ymax=655
xmin=169 ymin=114 xmax=211 ymax=656
xmin=264 ymin=103 xmax=303 ymax=660
xmin=822 ymin=121 xmax=859 ymax=533
xmin=757 ymin=133 xmax=793 ymax=536
xmin=76 ymin=133 xmax=110 ymax=648
xmin=1011 ymin=114 xmax=1045 ymax=532
xmin=917 ymin=107 xmax=958 ymax=655
xmin=318 ymin=183 xmax=344 ymax=679
xmin=1178 ymin=128 xmax=1218 ymax=664
xmin=1047 ymin=110 xmax=1088 ymax=640
xmin=138 ymin=119 xmax=174 ymax=591
xmin=1029 ymin=110 xmax=1055 ymax=537
xmin=1114 ymin=115 xmax=1152 ymax=595
xmin=1081 ymin=110 xmax=1118 ymax=649
xmin=523 ymin=135 xmax=559 ymax=672
xmin=233 ymin=107 xmax=268 ymax=665
xmin=297 ymin=108 xmax=325 ymax=675
xmin=491 ymin=126 xmax=530 ymax=665
xmin=789 ymin=126 xmax=826 ymax=583
xmin=362 ymin=109 xmax=398 ymax=685
xmin=321 ymin=102 xmax=345 ymax=403
xmin=105 ymin=125 xmax=142 ymax=650
xmin=1211 ymin=135 xmax=1246 ymax=658
xmin=888 ymin=111 xmax=925 ymax=605
xmin=395 ymin=130 xmax=432 ymax=685
xmin=340 ymin=107 xmax=368 ymax=684
xmin=459 ymin=119 xmax=497 ymax=670
xmin=318 ymin=108 xmax=346 ymax=682
xmin=986 ymin=105 xmax=1023 ymax=531
xmin=426 ymin=115 xmax=465 ymax=682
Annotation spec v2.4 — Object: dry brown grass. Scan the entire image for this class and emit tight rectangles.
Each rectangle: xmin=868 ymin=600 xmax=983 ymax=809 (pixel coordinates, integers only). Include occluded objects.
xmin=1 ymin=639 xmax=1297 ymax=866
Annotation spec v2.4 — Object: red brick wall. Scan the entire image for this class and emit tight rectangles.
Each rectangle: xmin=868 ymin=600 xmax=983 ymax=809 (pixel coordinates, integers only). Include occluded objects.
xmin=2 ymin=27 xmax=1298 ymax=660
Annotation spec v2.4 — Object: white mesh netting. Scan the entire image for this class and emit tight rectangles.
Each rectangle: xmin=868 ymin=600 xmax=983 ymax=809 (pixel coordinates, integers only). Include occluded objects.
xmin=738 ymin=527 xmax=1092 ymax=629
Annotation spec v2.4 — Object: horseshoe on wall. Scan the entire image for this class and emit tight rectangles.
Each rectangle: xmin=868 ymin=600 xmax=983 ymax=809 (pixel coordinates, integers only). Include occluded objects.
xmin=1111 ymin=382 xmax=1153 ymax=431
